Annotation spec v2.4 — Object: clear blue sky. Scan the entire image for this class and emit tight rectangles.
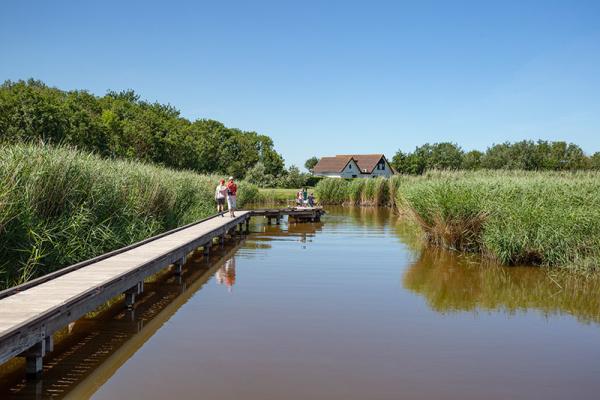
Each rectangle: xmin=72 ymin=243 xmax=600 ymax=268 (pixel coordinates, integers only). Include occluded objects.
xmin=1 ymin=0 xmax=599 ymax=168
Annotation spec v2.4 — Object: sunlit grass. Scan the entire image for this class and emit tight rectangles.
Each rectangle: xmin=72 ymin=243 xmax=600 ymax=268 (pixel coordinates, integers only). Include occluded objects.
xmin=397 ymin=170 xmax=600 ymax=272
xmin=0 ymin=143 xmax=260 ymax=288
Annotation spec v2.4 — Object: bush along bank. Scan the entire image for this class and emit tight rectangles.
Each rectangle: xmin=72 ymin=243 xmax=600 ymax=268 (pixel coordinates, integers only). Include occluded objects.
xmin=0 ymin=143 xmax=260 ymax=288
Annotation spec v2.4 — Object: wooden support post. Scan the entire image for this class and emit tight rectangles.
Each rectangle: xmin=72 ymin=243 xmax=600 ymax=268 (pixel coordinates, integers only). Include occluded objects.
xmin=219 ymin=234 xmax=225 ymax=247
xmin=267 ymin=217 xmax=272 ymax=225
xmin=173 ymin=256 xmax=186 ymax=275
xmin=24 ymin=340 xmax=46 ymax=377
xmin=124 ymin=281 xmax=143 ymax=309
xmin=174 ymin=263 xmax=183 ymax=275
xmin=44 ymin=336 xmax=54 ymax=353
xmin=125 ymin=291 xmax=136 ymax=309
xmin=276 ymin=216 xmax=281 ymax=225
xmin=203 ymin=242 xmax=211 ymax=256
xmin=245 ymin=219 xmax=250 ymax=233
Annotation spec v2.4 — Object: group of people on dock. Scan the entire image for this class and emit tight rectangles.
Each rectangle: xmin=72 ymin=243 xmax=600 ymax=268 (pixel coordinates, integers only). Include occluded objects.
xmin=216 ymin=178 xmax=317 ymax=217
xmin=296 ymin=188 xmax=315 ymax=207
xmin=215 ymin=177 xmax=237 ymax=218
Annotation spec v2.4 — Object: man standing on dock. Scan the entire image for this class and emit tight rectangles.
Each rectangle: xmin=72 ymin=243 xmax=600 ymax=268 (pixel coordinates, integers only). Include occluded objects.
xmin=226 ymin=177 xmax=237 ymax=218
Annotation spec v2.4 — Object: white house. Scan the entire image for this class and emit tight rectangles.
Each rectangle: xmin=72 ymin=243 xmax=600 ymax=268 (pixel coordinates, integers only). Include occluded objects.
xmin=312 ymin=154 xmax=395 ymax=178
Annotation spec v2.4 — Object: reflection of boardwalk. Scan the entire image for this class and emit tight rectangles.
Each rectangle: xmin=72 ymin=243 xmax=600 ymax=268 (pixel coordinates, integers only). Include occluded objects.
xmin=0 ymin=241 xmax=246 ymax=399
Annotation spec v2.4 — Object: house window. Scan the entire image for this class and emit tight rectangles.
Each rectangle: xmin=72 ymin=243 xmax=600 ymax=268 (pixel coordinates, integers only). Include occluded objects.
xmin=349 ymin=164 xmax=352 ymax=169
xmin=377 ymin=160 xmax=385 ymax=170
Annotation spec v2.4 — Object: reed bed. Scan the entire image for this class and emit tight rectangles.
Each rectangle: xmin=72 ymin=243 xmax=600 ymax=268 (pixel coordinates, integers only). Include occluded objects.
xmin=315 ymin=177 xmax=390 ymax=206
xmin=397 ymin=170 xmax=600 ymax=272
xmin=0 ymin=144 xmax=259 ymax=288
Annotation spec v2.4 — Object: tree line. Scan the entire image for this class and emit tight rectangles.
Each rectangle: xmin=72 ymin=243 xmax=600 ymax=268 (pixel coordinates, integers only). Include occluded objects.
xmin=0 ymin=79 xmax=286 ymax=178
xmin=392 ymin=141 xmax=600 ymax=174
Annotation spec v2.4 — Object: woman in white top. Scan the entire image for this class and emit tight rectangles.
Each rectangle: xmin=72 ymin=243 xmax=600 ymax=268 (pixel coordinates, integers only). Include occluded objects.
xmin=215 ymin=179 xmax=228 ymax=216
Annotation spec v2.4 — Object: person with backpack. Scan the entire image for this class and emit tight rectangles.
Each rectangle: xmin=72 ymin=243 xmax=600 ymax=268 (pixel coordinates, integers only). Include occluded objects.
xmin=226 ymin=176 xmax=237 ymax=218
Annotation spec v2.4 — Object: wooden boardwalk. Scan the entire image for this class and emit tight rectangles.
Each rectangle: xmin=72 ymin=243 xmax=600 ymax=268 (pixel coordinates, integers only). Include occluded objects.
xmin=0 ymin=212 xmax=251 ymax=375
xmin=0 ymin=207 xmax=325 ymax=377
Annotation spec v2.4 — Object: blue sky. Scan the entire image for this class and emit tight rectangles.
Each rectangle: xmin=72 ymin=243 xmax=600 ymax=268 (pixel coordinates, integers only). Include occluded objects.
xmin=1 ymin=0 xmax=599 ymax=168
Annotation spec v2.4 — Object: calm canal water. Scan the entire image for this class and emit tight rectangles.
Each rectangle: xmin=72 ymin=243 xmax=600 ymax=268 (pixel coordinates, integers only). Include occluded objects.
xmin=1 ymin=207 xmax=600 ymax=399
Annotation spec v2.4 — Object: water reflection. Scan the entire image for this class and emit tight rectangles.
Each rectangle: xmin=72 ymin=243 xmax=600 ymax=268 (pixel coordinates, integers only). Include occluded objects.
xmin=0 ymin=240 xmax=247 ymax=399
xmin=403 ymin=249 xmax=600 ymax=324
xmin=216 ymin=257 xmax=236 ymax=292
xmin=2 ymin=207 xmax=600 ymax=400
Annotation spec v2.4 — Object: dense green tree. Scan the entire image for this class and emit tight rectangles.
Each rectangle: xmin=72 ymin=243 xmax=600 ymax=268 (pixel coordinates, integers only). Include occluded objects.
xmin=277 ymin=165 xmax=308 ymax=188
xmin=481 ymin=140 xmax=589 ymax=171
xmin=427 ymin=142 xmax=464 ymax=170
xmin=0 ymin=79 xmax=285 ymax=179
xmin=591 ymin=152 xmax=600 ymax=170
xmin=392 ymin=143 xmax=463 ymax=174
xmin=392 ymin=140 xmax=595 ymax=174
xmin=462 ymin=150 xmax=483 ymax=170
xmin=304 ymin=156 xmax=319 ymax=173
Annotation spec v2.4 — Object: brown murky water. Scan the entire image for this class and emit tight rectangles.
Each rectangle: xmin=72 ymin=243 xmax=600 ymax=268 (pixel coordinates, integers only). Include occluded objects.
xmin=1 ymin=207 xmax=600 ymax=399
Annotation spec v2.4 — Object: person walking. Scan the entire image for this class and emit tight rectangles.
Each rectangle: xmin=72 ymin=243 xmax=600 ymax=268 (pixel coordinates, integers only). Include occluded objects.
xmin=215 ymin=179 xmax=228 ymax=216
xmin=226 ymin=176 xmax=237 ymax=218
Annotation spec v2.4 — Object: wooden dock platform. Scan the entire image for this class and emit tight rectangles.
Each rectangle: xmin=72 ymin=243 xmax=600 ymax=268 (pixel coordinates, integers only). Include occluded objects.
xmin=0 ymin=206 xmax=326 ymax=377
xmin=250 ymin=206 xmax=325 ymax=224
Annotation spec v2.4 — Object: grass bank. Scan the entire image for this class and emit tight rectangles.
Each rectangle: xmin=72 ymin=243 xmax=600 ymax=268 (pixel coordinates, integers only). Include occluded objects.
xmin=256 ymin=188 xmax=300 ymax=205
xmin=0 ymin=144 xmax=259 ymax=288
xmin=396 ymin=170 xmax=600 ymax=273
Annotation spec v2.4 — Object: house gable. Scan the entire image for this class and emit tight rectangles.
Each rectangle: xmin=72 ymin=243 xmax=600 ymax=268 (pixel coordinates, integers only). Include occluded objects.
xmin=313 ymin=154 xmax=394 ymax=178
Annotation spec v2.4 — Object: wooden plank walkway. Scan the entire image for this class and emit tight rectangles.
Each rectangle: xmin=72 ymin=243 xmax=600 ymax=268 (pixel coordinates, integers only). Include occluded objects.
xmin=0 ymin=211 xmax=251 ymax=375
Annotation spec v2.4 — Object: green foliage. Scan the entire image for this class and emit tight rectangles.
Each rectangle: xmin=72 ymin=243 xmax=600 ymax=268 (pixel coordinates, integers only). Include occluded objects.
xmin=589 ymin=152 xmax=600 ymax=170
xmin=244 ymin=162 xmax=275 ymax=187
xmin=304 ymin=156 xmax=319 ymax=173
xmin=396 ymin=170 xmax=600 ymax=272
xmin=276 ymin=165 xmax=308 ymax=188
xmin=256 ymin=188 xmax=300 ymax=205
xmin=392 ymin=140 xmax=595 ymax=175
xmin=316 ymin=177 xmax=390 ymax=206
xmin=314 ymin=179 xmax=350 ymax=205
xmin=0 ymin=143 xmax=260 ymax=288
xmin=392 ymin=143 xmax=463 ymax=174
xmin=245 ymin=163 xmax=310 ymax=189
xmin=462 ymin=150 xmax=483 ymax=170
xmin=305 ymin=175 xmax=323 ymax=187
xmin=0 ymin=79 xmax=285 ymax=178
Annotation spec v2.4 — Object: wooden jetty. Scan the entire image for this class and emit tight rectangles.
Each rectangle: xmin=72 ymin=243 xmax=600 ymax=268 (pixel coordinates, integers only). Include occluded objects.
xmin=0 ymin=207 xmax=324 ymax=377
xmin=250 ymin=206 xmax=325 ymax=224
